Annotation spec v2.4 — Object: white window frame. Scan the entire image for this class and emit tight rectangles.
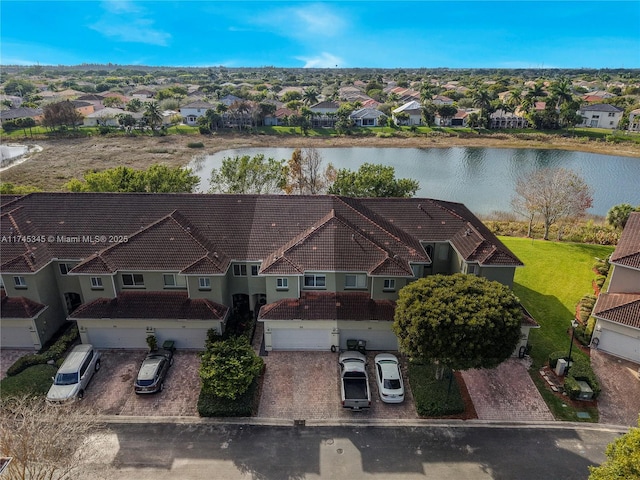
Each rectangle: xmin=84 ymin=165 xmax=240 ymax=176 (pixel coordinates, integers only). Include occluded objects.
xmin=276 ymin=278 xmax=289 ymax=290
xmin=90 ymin=277 xmax=103 ymax=289
xmin=163 ymin=274 xmax=176 ymax=287
xmin=199 ymin=277 xmax=211 ymax=290
xmin=14 ymin=276 xmax=27 ymax=288
xmin=345 ymin=274 xmax=367 ymax=289
xmin=59 ymin=263 xmax=72 ymax=275
xmin=304 ymin=274 xmax=326 ymax=289
xmin=467 ymin=264 xmax=479 ymax=275
xmin=233 ymin=264 xmax=247 ymax=277
xmin=122 ymin=273 xmax=144 ymax=287
xmin=383 ymin=279 xmax=396 ymax=291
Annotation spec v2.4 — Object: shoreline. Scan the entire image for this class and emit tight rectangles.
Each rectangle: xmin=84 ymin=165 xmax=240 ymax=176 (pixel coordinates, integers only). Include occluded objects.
xmin=0 ymin=133 xmax=638 ymax=191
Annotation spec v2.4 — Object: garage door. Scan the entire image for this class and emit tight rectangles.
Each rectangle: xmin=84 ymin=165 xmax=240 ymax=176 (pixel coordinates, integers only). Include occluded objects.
xmin=84 ymin=327 xmax=146 ymax=349
xmin=597 ymin=329 xmax=640 ymax=363
xmin=154 ymin=328 xmax=208 ymax=350
xmin=1 ymin=326 xmax=36 ymax=349
xmin=339 ymin=328 xmax=399 ymax=351
xmin=270 ymin=328 xmax=332 ymax=351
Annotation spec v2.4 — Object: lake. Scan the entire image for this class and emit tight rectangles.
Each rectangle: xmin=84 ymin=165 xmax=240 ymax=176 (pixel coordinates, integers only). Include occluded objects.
xmin=188 ymin=147 xmax=640 ymax=217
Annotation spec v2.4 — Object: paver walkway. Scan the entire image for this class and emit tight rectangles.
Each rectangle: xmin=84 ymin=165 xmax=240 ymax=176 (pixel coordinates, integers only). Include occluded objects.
xmin=461 ymin=358 xmax=554 ymax=421
xmin=591 ymin=350 xmax=640 ymax=427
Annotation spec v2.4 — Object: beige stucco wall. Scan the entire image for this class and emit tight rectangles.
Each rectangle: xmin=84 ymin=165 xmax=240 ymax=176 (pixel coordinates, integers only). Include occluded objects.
xmin=480 ymin=266 xmax=517 ymax=288
xmin=186 ymin=275 xmax=226 ymax=303
xmin=371 ymin=277 xmax=408 ymax=300
xmin=607 ymin=265 xmax=640 ymax=294
xmin=78 ymin=274 xmax=117 ymax=302
xmin=265 ymin=276 xmax=299 ymax=303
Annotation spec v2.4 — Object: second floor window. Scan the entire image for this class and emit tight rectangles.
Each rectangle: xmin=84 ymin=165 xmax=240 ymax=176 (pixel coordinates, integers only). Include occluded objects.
xmin=383 ymin=279 xmax=396 ymax=291
xmin=233 ymin=264 xmax=247 ymax=276
xmin=91 ymin=277 xmax=103 ymax=289
xmin=163 ymin=274 xmax=176 ymax=287
xmin=276 ymin=278 xmax=288 ymax=290
xmin=14 ymin=276 xmax=27 ymax=288
xmin=59 ymin=263 xmax=73 ymax=275
xmin=199 ymin=277 xmax=211 ymax=289
xmin=251 ymin=265 xmax=259 ymax=276
xmin=122 ymin=273 xmax=144 ymax=287
xmin=304 ymin=274 xmax=326 ymax=289
xmin=345 ymin=274 xmax=367 ymax=289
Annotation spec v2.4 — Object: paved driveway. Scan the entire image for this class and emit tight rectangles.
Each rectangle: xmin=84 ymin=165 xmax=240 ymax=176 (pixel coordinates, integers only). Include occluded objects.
xmin=84 ymin=349 xmax=201 ymax=416
xmin=591 ymin=350 xmax=640 ymax=427
xmin=257 ymin=351 xmax=417 ymax=420
xmin=461 ymin=358 xmax=554 ymax=421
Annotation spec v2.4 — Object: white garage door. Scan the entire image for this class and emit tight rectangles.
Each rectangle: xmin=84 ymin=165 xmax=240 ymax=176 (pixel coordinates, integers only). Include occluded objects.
xmin=154 ymin=328 xmax=208 ymax=350
xmin=84 ymin=328 xmax=146 ymax=349
xmin=340 ymin=328 xmax=399 ymax=351
xmin=597 ymin=329 xmax=640 ymax=363
xmin=1 ymin=326 xmax=36 ymax=349
xmin=271 ymin=328 xmax=332 ymax=351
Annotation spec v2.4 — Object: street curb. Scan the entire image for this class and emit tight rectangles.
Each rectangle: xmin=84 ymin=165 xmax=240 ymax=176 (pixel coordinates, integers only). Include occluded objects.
xmin=96 ymin=415 xmax=632 ymax=433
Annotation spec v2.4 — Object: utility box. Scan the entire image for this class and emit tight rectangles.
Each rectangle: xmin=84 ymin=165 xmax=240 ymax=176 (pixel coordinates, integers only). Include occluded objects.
xmin=555 ymin=358 xmax=568 ymax=376
xmin=576 ymin=381 xmax=594 ymax=400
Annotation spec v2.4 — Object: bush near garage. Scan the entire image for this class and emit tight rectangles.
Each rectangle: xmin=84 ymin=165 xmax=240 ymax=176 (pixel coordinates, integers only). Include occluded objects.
xmin=197 ymin=377 xmax=261 ymax=417
xmin=409 ymin=361 xmax=465 ymax=417
xmin=5 ymin=324 xmax=79 ymax=377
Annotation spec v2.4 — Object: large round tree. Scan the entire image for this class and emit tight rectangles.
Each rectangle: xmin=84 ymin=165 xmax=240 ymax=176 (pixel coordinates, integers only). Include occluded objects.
xmin=393 ymin=274 xmax=522 ymax=371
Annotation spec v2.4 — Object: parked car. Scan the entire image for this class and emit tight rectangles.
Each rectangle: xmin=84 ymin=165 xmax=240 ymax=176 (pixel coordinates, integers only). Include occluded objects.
xmin=338 ymin=351 xmax=371 ymax=410
xmin=374 ymin=353 xmax=404 ymax=403
xmin=46 ymin=344 xmax=101 ymax=403
xmin=134 ymin=346 xmax=174 ymax=394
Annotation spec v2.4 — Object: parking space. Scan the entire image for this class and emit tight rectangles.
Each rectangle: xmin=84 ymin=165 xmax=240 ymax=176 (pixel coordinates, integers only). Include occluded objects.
xmin=591 ymin=350 xmax=640 ymax=427
xmin=257 ymin=351 xmax=417 ymax=420
xmin=84 ymin=350 xmax=201 ymax=416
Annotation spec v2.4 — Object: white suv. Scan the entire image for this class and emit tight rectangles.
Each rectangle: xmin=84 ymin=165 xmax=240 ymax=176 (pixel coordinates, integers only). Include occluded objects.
xmin=46 ymin=344 xmax=101 ymax=403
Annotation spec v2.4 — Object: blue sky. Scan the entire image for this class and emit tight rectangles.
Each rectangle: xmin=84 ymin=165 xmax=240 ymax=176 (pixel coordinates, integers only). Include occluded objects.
xmin=1 ymin=1 xmax=639 ymax=68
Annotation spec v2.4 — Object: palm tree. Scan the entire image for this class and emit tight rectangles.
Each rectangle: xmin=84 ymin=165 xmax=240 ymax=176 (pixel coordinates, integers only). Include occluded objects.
xmin=507 ymin=88 xmax=523 ymax=112
xmin=302 ymin=88 xmax=319 ymax=106
xmin=524 ymin=82 xmax=546 ymax=112
xmin=144 ymin=101 xmax=163 ymax=131
xmin=471 ymin=88 xmax=494 ymax=127
xmin=550 ymin=77 xmax=573 ymax=109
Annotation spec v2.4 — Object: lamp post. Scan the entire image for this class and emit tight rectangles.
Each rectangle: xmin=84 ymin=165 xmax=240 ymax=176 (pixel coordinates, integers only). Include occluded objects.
xmin=566 ymin=319 xmax=578 ymax=374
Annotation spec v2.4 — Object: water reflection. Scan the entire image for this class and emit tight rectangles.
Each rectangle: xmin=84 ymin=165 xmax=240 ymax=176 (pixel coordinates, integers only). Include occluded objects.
xmin=188 ymin=147 xmax=640 ymax=217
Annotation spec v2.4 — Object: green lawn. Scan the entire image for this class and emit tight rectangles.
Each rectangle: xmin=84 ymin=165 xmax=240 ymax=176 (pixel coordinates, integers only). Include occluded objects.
xmin=0 ymin=364 xmax=58 ymax=398
xmin=500 ymin=237 xmax=614 ymax=369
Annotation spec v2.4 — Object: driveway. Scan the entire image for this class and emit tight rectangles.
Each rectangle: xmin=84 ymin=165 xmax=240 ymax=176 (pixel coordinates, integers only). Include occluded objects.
xmin=591 ymin=350 xmax=640 ymax=427
xmin=257 ymin=351 xmax=417 ymax=420
xmin=461 ymin=358 xmax=554 ymax=421
xmin=84 ymin=349 xmax=201 ymax=416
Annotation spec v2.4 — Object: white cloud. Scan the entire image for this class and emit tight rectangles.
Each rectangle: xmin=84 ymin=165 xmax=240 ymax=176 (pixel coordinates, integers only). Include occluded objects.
xmin=253 ymin=3 xmax=347 ymax=40
xmin=297 ymin=52 xmax=344 ymax=68
xmin=89 ymin=1 xmax=170 ymax=46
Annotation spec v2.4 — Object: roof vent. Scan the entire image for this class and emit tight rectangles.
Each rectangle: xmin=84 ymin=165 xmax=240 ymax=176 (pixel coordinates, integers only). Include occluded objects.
xmin=465 ymin=229 xmax=471 ymax=236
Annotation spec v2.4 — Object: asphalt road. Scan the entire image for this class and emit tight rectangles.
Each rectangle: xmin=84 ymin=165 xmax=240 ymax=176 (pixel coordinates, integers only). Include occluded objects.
xmin=77 ymin=421 xmax=625 ymax=480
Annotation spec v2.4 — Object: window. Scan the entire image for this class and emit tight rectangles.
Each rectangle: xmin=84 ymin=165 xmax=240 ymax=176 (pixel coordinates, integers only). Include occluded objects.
xmin=467 ymin=264 xmax=479 ymax=275
xmin=411 ymin=265 xmax=421 ymax=278
xmin=14 ymin=276 xmax=27 ymax=288
xmin=59 ymin=263 xmax=72 ymax=275
xmin=251 ymin=265 xmax=259 ymax=276
xmin=90 ymin=277 xmax=103 ymax=289
xmin=122 ymin=273 xmax=144 ymax=287
xmin=345 ymin=274 xmax=367 ymax=289
xmin=199 ymin=277 xmax=211 ymax=290
xmin=233 ymin=264 xmax=247 ymax=276
xmin=608 ymin=112 xmax=615 ymax=117
xmin=276 ymin=278 xmax=288 ymax=290
xmin=163 ymin=274 xmax=176 ymax=287
xmin=383 ymin=279 xmax=396 ymax=291
xmin=304 ymin=274 xmax=326 ymax=288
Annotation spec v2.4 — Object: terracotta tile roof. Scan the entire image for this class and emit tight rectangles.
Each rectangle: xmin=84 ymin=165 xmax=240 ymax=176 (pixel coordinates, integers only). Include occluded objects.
xmin=258 ymin=292 xmax=396 ymax=321
xmin=0 ymin=193 xmax=522 ymax=275
xmin=610 ymin=212 xmax=640 ymax=270
xmin=593 ymin=293 xmax=640 ymax=329
xmin=1 ymin=293 xmax=47 ymax=318
xmin=520 ymin=304 xmax=540 ymax=328
xmin=69 ymin=291 xmax=228 ymax=320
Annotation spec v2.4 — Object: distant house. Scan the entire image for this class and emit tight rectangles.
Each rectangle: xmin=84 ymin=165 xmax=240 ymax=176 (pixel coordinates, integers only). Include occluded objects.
xmin=70 ymin=100 xmax=95 ymax=117
xmin=393 ymin=101 xmax=423 ymax=126
xmin=310 ymin=101 xmax=339 ymax=128
xmin=432 ymin=95 xmax=454 ymax=105
xmin=83 ymin=107 xmax=138 ymax=127
xmin=451 ymin=109 xmax=471 ymax=127
xmin=76 ymin=94 xmax=106 ymax=111
xmin=219 ymin=94 xmax=243 ymax=107
xmin=350 ymin=108 xmax=387 ymax=127
xmin=264 ymin=107 xmax=294 ymax=127
xmin=131 ymin=89 xmax=155 ymax=99
xmin=577 ymin=104 xmax=624 ymax=129
xmin=590 ymin=212 xmax=640 ymax=363
xmin=627 ymin=108 xmax=640 ymax=133
xmin=490 ymin=109 xmax=528 ymax=129
xmin=0 ymin=107 xmax=44 ymax=126
xmin=180 ymin=100 xmax=216 ymax=125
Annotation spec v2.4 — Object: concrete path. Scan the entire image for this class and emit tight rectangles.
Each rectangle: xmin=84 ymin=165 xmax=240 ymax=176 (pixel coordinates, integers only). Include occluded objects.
xmin=461 ymin=358 xmax=554 ymax=421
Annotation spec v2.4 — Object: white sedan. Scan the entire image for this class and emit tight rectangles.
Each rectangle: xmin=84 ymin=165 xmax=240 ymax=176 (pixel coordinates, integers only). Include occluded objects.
xmin=374 ymin=353 xmax=404 ymax=403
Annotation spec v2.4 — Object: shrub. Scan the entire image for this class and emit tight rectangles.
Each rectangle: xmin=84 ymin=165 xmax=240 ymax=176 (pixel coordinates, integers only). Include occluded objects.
xmin=594 ymin=275 xmax=607 ymax=290
xmin=197 ymin=376 xmax=261 ymax=417
xmin=593 ymin=259 xmax=610 ymax=276
xmin=187 ymin=141 xmax=205 ymax=148
xmin=563 ymin=376 xmax=582 ymax=400
xmin=567 ymin=357 xmax=601 ymax=398
xmin=146 ymin=334 xmax=157 ymax=351
xmin=6 ymin=324 xmax=79 ymax=377
xmin=198 ymin=126 xmax=211 ymax=135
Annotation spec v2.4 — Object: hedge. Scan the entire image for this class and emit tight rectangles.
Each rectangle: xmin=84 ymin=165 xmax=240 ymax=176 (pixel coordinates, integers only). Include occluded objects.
xmin=6 ymin=324 xmax=79 ymax=377
xmin=197 ymin=376 xmax=261 ymax=417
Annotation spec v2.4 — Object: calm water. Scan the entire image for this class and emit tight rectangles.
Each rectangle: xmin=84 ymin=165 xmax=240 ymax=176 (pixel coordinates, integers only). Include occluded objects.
xmin=188 ymin=147 xmax=640 ymax=217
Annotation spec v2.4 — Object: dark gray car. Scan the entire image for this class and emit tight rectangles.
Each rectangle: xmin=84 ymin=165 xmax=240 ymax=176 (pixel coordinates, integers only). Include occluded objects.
xmin=134 ymin=348 xmax=174 ymax=394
